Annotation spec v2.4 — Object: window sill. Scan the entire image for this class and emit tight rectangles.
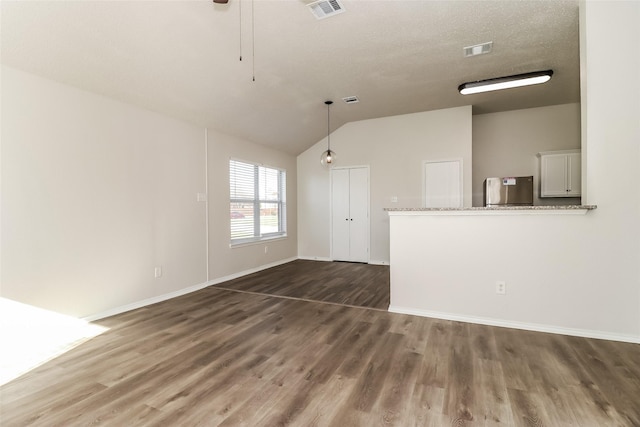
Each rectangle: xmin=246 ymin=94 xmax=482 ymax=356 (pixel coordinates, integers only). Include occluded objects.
xmin=229 ymin=235 xmax=288 ymax=249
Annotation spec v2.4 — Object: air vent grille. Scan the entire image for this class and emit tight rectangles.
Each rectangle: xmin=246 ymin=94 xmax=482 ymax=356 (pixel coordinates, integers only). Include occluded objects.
xmin=308 ymin=0 xmax=345 ymax=20
xmin=342 ymin=96 xmax=359 ymax=104
xmin=463 ymin=42 xmax=493 ymax=57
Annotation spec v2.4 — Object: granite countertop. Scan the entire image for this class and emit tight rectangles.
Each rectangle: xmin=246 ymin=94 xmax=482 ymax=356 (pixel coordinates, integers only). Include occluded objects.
xmin=385 ymin=205 xmax=597 ymax=212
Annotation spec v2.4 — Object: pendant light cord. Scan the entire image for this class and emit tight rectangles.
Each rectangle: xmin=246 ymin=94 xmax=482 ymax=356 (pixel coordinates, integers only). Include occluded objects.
xmin=324 ymin=100 xmax=333 ymax=151
xmin=239 ymin=0 xmax=242 ymax=61
xmin=252 ymin=0 xmax=255 ymax=81
xmin=327 ymin=103 xmax=331 ymax=151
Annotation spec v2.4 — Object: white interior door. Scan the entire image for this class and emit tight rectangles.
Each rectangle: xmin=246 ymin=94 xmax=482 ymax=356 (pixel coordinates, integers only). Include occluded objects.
xmin=424 ymin=160 xmax=462 ymax=208
xmin=348 ymin=168 xmax=369 ymax=263
xmin=331 ymin=169 xmax=350 ymax=261
xmin=331 ymin=167 xmax=369 ymax=263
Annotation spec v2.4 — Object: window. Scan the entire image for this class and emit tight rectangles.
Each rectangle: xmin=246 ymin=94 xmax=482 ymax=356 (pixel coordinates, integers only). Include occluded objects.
xmin=229 ymin=159 xmax=286 ymax=244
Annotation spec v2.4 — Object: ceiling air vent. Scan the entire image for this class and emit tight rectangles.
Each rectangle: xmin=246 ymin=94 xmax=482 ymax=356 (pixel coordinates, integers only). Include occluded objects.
xmin=308 ymin=0 xmax=345 ymax=20
xmin=342 ymin=96 xmax=359 ymax=104
xmin=463 ymin=41 xmax=493 ymax=57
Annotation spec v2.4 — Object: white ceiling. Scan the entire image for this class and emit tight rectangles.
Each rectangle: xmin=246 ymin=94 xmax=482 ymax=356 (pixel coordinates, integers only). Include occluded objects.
xmin=1 ymin=0 xmax=580 ymax=155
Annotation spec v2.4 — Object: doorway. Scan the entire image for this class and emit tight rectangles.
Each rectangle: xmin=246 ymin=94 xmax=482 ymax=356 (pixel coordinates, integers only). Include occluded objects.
xmin=423 ymin=159 xmax=463 ymax=208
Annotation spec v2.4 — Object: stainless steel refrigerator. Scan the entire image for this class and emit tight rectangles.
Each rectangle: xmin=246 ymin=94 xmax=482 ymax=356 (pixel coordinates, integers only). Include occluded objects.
xmin=483 ymin=176 xmax=534 ymax=207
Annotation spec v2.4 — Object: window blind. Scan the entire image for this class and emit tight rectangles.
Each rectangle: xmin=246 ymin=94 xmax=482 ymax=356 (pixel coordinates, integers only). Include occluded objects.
xmin=230 ymin=159 xmax=286 ymax=244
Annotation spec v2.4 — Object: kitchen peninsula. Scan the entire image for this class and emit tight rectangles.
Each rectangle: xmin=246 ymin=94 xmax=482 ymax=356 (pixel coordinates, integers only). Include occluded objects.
xmin=384 ymin=205 xmax=613 ymax=340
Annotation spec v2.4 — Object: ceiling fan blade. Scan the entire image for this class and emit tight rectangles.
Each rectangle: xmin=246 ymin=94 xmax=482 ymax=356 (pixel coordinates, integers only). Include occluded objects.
xmin=213 ymin=0 xmax=229 ymax=3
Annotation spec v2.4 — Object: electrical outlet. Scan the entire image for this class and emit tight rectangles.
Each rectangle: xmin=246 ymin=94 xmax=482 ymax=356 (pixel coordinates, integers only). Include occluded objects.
xmin=496 ymin=281 xmax=506 ymax=295
xmin=155 ymin=267 xmax=162 ymax=278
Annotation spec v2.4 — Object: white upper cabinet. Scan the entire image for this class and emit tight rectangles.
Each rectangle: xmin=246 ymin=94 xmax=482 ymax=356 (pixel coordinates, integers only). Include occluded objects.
xmin=538 ymin=150 xmax=581 ymax=197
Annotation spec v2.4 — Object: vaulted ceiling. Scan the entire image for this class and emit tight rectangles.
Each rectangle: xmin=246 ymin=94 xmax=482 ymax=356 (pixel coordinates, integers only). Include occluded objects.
xmin=1 ymin=0 xmax=580 ymax=155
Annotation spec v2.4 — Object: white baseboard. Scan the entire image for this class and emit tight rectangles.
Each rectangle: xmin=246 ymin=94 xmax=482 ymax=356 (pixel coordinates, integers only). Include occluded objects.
xmin=83 ymin=257 xmax=298 ymax=322
xmin=297 ymin=256 xmax=332 ymax=262
xmin=368 ymin=260 xmax=389 ymax=266
xmin=208 ymin=256 xmax=298 ymax=286
xmin=388 ymin=305 xmax=640 ymax=345
xmin=298 ymin=256 xmax=389 ymax=266
xmin=82 ymin=282 xmax=212 ymax=322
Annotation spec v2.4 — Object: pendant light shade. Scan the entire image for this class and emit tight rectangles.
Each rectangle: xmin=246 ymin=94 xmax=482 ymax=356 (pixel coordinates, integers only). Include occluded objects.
xmin=320 ymin=100 xmax=336 ymax=167
xmin=320 ymin=148 xmax=336 ymax=166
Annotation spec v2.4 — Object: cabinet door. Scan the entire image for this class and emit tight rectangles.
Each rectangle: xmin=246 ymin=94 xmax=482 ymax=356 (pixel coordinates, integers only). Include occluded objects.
xmin=540 ymin=154 xmax=569 ymax=197
xmin=566 ymin=152 xmax=581 ymax=196
xmin=331 ymin=169 xmax=350 ymax=261
xmin=348 ymin=168 xmax=369 ymax=263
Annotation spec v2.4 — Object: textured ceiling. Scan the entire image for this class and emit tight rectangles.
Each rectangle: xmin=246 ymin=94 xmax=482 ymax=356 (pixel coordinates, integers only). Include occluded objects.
xmin=1 ymin=0 xmax=580 ymax=155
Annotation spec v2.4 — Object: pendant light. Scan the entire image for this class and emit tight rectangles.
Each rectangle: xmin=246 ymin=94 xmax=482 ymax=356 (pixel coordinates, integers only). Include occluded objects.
xmin=320 ymin=100 xmax=336 ymax=167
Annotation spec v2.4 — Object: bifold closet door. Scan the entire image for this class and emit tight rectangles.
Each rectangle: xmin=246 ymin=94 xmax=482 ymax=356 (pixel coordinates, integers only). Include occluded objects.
xmin=331 ymin=167 xmax=369 ymax=263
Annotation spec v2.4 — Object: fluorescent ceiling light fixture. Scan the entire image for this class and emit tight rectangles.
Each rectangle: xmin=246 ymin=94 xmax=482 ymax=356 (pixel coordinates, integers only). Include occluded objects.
xmin=458 ymin=70 xmax=553 ymax=95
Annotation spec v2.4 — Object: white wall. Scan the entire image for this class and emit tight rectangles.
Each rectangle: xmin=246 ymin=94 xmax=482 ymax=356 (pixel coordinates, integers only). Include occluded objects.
xmin=1 ymin=66 xmax=207 ymax=318
xmin=581 ymin=0 xmax=640 ymax=337
xmin=472 ymin=103 xmax=582 ymax=207
xmin=206 ymin=129 xmax=297 ymax=280
xmin=297 ymin=106 xmax=472 ymax=264
xmin=389 ymin=0 xmax=640 ymax=342
xmin=1 ymin=66 xmax=299 ymax=319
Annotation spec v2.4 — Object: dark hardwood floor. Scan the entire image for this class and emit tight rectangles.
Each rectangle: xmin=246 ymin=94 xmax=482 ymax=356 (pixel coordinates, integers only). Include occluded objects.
xmin=215 ymin=259 xmax=390 ymax=310
xmin=2 ymin=261 xmax=639 ymax=426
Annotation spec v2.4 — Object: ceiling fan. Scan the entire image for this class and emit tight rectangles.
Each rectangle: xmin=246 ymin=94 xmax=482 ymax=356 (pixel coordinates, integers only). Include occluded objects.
xmin=213 ymin=0 xmax=229 ymax=3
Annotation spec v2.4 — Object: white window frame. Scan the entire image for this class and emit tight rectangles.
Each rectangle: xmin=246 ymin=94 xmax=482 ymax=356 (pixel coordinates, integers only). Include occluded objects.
xmin=229 ymin=159 xmax=287 ymax=246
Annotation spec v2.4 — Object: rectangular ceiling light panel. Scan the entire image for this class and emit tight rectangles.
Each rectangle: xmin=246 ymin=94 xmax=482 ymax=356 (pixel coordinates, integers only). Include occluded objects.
xmin=308 ymin=0 xmax=345 ymax=20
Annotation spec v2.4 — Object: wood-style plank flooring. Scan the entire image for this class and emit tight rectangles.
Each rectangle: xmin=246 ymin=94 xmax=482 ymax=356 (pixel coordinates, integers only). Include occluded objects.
xmin=2 ymin=261 xmax=640 ymax=426
xmin=215 ymin=259 xmax=390 ymax=310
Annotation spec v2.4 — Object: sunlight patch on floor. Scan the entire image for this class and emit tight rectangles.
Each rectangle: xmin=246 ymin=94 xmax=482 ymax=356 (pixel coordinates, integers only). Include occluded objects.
xmin=0 ymin=298 xmax=108 ymax=386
